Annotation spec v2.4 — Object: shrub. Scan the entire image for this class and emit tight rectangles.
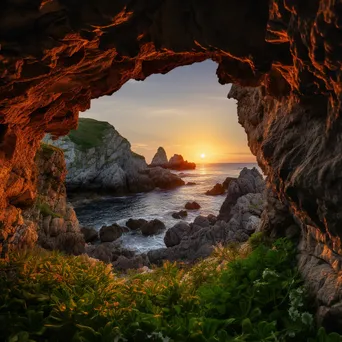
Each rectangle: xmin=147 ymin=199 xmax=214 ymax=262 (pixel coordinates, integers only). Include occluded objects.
xmin=68 ymin=118 xmax=113 ymax=150
xmin=0 ymin=239 xmax=341 ymax=341
xmin=36 ymin=199 xmax=61 ymax=218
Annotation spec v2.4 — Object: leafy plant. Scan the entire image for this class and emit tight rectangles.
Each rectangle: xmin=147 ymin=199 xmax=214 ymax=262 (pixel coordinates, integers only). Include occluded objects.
xmin=36 ymin=198 xmax=62 ymax=218
xmin=0 ymin=238 xmax=341 ymax=341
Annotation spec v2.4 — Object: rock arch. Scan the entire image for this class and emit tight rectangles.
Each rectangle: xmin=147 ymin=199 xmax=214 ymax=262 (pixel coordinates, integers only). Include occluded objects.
xmin=1 ymin=0 xmax=342 ymax=321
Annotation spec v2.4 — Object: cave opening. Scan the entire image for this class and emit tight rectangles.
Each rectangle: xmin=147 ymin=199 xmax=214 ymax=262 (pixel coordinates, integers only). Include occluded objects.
xmin=43 ymin=60 xmax=259 ymax=253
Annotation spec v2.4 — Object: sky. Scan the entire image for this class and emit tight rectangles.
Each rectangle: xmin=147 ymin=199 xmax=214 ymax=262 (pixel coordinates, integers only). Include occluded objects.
xmin=81 ymin=60 xmax=256 ymax=164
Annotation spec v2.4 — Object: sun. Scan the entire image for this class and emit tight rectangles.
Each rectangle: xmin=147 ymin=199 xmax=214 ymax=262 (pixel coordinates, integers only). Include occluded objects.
xmin=200 ymin=153 xmax=206 ymax=159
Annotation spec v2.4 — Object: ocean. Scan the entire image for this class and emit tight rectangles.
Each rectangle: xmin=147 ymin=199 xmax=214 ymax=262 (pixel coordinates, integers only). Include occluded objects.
xmin=74 ymin=163 xmax=259 ymax=253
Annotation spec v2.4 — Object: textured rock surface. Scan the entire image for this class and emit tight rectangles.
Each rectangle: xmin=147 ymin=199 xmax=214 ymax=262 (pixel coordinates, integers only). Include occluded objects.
xmin=150 ymin=169 xmax=265 ymax=263
xmin=80 ymin=226 xmax=98 ymax=243
xmin=1 ymin=0 xmax=342 ymax=323
xmin=99 ymin=224 xmax=123 ymax=242
xmin=126 ymin=218 xmax=148 ymax=231
xmin=45 ymin=118 xmax=184 ymax=194
xmin=206 ymin=183 xmax=225 ymax=196
xmin=143 ymin=167 xmax=185 ymax=189
xmin=231 ymin=83 xmax=342 ymax=324
xmin=172 ymin=210 xmax=188 ymax=219
xmin=150 ymin=147 xmax=168 ymax=167
xmin=150 ymin=148 xmax=196 ymax=170
xmin=140 ymin=219 xmax=165 ymax=236
xmin=22 ymin=144 xmax=85 ymax=255
xmin=218 ymin=168 xmax=265 ymax=221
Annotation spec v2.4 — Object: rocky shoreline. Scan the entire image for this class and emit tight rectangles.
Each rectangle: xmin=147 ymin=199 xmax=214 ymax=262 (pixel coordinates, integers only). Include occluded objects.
xmin=80 ymin=167 xmax=265 ymax=271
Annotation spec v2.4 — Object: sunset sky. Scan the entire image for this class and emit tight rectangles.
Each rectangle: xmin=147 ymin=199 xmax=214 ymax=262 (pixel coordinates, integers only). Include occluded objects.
xmin=81 ymin=60 xmax=255 ymax=164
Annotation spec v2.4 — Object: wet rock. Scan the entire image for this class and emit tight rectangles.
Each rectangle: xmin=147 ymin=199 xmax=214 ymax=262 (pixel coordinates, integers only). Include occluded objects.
xmin=99 ymin=224 xmax=123 ymax=242
xmin=193 ymin=215 xmax=210 ymax=228
xmin=140 ymin=219 xmax=166 ymax=236
xmin=145 ymin=167 xmax=185 ymax=189
xmin=113 ymin=255 xmax=149 ymax=271
xmin=164 ymin=222 xmax=191 ymax=247
xmin=81 ymin=226 xmax=98 ymax=243
xmin=205 ymin=183 xmax=225 ymax=196
xmin=172 ymin=210 xmax=188 ymax=219
xmin=185 ymin=201 xmax=201 ymax=210
xmin=186 ymin=182 xmax=196 ymax=186
xmin=126 ymin=218 xmax=148 ymax=230
xmin=207 ymin=214 xmax=217 ymax=225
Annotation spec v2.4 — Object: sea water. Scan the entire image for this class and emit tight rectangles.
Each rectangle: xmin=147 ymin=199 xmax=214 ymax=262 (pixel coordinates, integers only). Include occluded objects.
xmin=74 ymin=163 xmax=259 ymax=253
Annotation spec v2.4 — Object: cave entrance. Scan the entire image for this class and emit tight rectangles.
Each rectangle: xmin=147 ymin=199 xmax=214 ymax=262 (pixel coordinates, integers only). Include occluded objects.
xmin=82 ymin=60 xmax=255 ymax=165
xmin=44 ymin=60 xmax=258 ymax=253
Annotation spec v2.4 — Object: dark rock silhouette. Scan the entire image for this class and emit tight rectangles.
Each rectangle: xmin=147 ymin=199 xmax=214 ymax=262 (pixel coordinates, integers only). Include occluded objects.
xmin=140 ymin=219 xmax=166 ymax=236
xmin=99 ymin=224 xmax=123 ymax=242
xmin=185 ymin=202 xmax=201 ymax=210
xmin=205 ymin=183 xmax=225 ymax=196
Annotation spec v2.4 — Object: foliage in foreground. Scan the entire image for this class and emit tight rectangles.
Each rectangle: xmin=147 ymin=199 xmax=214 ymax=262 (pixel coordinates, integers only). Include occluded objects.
xmin=0 ymin=237 xmax=341 ymax=342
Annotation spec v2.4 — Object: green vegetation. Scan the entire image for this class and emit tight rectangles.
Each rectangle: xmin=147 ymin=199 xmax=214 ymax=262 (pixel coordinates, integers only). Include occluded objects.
xmin=68 ymin=118 xmax=112 ymax=151
xmin=39 ymin=143 xmax=63 ymax=158
xmin=36 ymin=198 xmax=62 ymax=218
xmin=0 ymin=237 xmax=341 ymax=341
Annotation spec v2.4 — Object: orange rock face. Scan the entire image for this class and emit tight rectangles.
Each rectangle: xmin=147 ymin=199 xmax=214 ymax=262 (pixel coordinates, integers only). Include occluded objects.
xmin=0 ymin=0 xmax=342 ymax=317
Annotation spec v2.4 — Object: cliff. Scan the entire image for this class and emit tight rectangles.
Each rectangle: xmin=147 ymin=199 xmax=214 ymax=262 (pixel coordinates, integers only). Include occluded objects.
xmin=21 ymin=143 xmax=85 ymax=255
xmin=45 ymin=118 xmax=184 ymax=194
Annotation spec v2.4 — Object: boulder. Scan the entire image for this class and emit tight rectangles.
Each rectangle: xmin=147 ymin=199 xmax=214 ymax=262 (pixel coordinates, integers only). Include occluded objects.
xmin=85 ymin=243 xmax=113 ymax=263
xmin=126 ymin=218 xmax=148 ymax=230
xmin=223 ymin=177 xmax=236 ymax=190
xmin=164 ymin=222 xmax=191 ymax=247
xmin=167 ymin=154 xmax=196 ymax=170
xmin=81 ymin=226 xmax=98 ymax=243
xmin=85 ymin=241 xmax=135 ymax=263
xmin=193 ymin=215 xmax=210 ymax=228
xmin=205 ymin=183 xmax=225 ymax=196
xmin=150 ymin=147 xmax=168 ymax=167
xmin=218 ymin=167 xmax=265 ymax=221
xmin=186 ymin=182 xmax=197 ymax=186
xmin=207 ymin=214 xmax=217 ymax=225
xmin=185 ymin=201 xmax=201 ymax=210
xmin=99 ymin=224 xmax=123 ymax=242
xmin=55 ymin=232 xmax=85 ymax=255
xmin=145 ymin=167 xmax=185 ymax=189
xmin=140 ymin=219 xmax=166 ymax=236
xmin=172 ymin=210 xmax=188 ymax=219
xmin=113 ymin=255 xmax=149 ymax=271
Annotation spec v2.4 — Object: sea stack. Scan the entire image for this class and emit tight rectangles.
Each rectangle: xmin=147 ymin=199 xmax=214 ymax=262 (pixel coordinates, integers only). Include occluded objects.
xmin=150 ymin=148 xmax=196 ymax=170
xmin=150 ymin=147 xmax=168 ymax=167
xmin=167 ymin=154 xmax=196 ymax=170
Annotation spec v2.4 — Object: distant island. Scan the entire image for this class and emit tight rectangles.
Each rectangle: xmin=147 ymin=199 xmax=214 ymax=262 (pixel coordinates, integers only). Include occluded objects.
xmin=150 ymin=146 xmax=196 ymax=170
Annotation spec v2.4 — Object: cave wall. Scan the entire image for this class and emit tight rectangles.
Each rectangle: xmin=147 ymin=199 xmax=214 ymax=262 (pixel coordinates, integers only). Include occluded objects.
xmin=1 ymin=0 xmax=342 ymax=318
